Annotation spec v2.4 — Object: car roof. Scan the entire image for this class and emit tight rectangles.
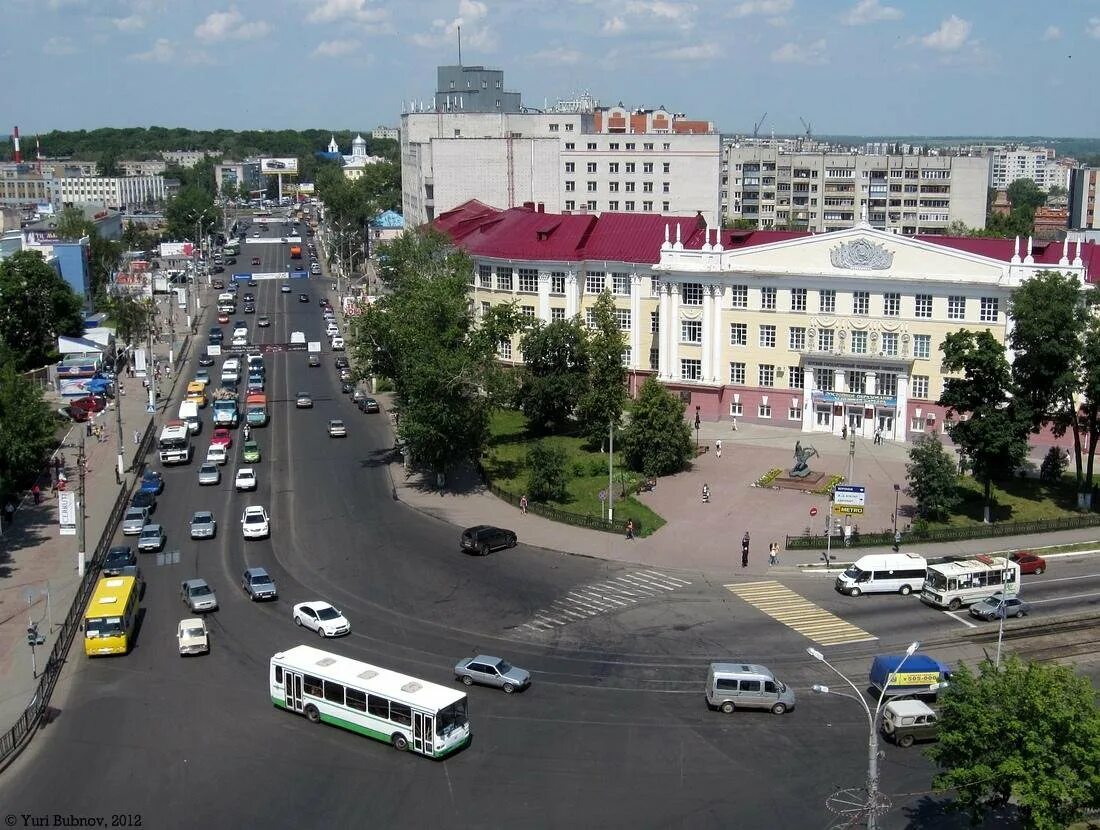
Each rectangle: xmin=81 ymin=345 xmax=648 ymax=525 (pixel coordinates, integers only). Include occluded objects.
xmin=192 ymin=510 xmax=213 ymax=518
xmin=885 ymin=699 xmax=936 ymax=717
xmin=298 ymin=600 xmax=335 ymax=612
xmin=142 ymin=524 xmax=162 ymax=532
xmin=183 ymin=578 xmax=208 ymax=589
xmin=179 ymin=617 xmax=205 ymax=628
xmin=470 ymin=654 xmax=503 ymax=664
xmin=244 ymin=506 xmax=266 ymax=515
xmin=245 ymin=566 xmax=270 ymax=578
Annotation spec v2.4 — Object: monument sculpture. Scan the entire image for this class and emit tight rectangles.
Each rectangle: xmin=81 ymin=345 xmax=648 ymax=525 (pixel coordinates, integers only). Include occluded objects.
xmin=790 ymin=440 xmax=820 ymax=479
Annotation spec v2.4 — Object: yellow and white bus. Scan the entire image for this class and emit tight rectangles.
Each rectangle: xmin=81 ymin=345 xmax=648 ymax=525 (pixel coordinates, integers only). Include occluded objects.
xmin=270 ymin=645 xmax=471 ymax=758
xmin=83 ymin=575 xmax=140 ymax=656
xmin=920 ymin=555 xmax=1021 ymax=611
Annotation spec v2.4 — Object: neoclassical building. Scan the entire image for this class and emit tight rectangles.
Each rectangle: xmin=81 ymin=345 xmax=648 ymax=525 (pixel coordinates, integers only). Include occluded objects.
xmin=436 ymin=200 xmax=1100 ymax=442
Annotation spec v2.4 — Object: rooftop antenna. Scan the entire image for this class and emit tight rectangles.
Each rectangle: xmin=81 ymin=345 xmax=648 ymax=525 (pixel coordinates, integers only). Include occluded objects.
xmin=753 ymin=112 xmax=767 ymax=139
xmin=457 ymin=25 xmax=462 ymax=66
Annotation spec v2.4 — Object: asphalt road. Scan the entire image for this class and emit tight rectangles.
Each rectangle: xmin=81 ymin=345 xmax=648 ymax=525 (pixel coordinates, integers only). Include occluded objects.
xmin=0 ymin=216 xmax=1085 ymax=829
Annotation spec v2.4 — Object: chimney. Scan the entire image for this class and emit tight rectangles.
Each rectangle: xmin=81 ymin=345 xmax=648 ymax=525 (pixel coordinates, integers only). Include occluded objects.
xmin=12 ymin=126 xmax=21 ymax=163
xmin=522 ymin=201 xmax=535 ymax=210
xmin=536 ymin=202 xmax=544 ymax=213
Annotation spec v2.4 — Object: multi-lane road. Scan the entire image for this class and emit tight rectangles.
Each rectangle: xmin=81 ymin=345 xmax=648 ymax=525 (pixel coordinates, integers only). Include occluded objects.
xmin=2 ymin=216 xmax=1098 ymax=828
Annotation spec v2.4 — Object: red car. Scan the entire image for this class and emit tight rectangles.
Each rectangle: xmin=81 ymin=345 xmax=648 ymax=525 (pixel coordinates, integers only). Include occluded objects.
xmin=70 ymin=395 xmax=108 ymax=414
xmin=1009 ymin=551 xmax=1047 ymax=575
xmin=218 ymin=312 xmax=230 ymax=323
xmin=210 ymin=428 xmax=233 ymax=449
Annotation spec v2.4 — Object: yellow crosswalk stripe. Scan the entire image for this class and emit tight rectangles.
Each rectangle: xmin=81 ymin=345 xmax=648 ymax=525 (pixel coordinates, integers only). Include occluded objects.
xmin=724 ymin=580 xmax=877 ymax=646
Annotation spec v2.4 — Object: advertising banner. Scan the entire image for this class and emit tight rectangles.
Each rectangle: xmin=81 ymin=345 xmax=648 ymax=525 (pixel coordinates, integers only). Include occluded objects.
xmin=159 ymin=242 xmax=195 ymax=258
xmin=58 ymin=491 xmax=77 ymax=536
xmin=260 ymin=157 xmax=299 ymax=175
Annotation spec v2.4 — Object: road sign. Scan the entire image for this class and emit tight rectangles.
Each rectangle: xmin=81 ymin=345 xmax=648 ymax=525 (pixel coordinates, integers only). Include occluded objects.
xmin=833 ymin=485 xmax=866 ymax=508
xmin=598 ymin=489 xmax=607 ymax=502
xmin=809 ymin=506 xmax=818 ymax=517
xmin=146 ymin=403 xmax=156 ymax=413
xmin=832 ymin=504 xmax=865 ymax=516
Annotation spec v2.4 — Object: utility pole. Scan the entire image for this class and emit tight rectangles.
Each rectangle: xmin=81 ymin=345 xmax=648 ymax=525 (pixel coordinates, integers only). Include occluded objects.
xmin=76 ymin=431 xmax=87 ymax=578
xmin=115 ymin=378 xmax=124 ymax=482
xmin=607 ymin=419 xmax=614 ymax=523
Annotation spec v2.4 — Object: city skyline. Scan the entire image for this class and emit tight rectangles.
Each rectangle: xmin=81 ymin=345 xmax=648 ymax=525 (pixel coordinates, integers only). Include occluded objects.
xmin=6 ymin=0 xmax=1099 ymax=138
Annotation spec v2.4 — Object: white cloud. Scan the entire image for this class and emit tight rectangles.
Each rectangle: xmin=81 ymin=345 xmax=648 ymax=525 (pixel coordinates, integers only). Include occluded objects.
xmin=920 ymin=15 xmax=971 ymax=51
xmin=411 ymin=0 xmax=494 ymax=51
xmin=624 ymin=0 xmax=696 ymax=29
xmin=1087 ymin=18 xmax=1100 ymax=40
xmin=730 ymin=0 xmax=792 ymax=18
xmin=532 ymin=46 xmax=582 ymax=65
xmin=194 ymin=8 xmax=271 ymax=42
xmin=42 ymin=36 xmax=78 ymax=55
xmin=1041 ymin=25 xmax=1061 ymax=41
xmin=660 ymin=41 xmax=719 ymax=61
xmin=112 ymin=14 xmax=145 ymax=31
xmin=129 ymin=37 xmax=211 ymax=64
xmin=602 ymin=16 xmax=626 ymax=34
xmin=842 ymin=0 xmax=901 ymax=26
xmin=770 ymin=38 xmax=828 ymax=65
xmin=307 ymin=0 xmax=388 ymax=26
xmin=313 ymin=39 xmax=359 ymax=57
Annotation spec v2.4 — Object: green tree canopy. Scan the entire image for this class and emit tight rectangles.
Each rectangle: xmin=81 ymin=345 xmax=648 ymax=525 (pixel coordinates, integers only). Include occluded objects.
xmin=0 ymin=350 xmax=57 ymax=495
xmin=1007 ymin=178 xmax=1048 ymax=214
xmin=575 ymin=290 xmax=627 ymax=446
xmin=164 ymin=185 xmax=221 ymax=241
xmin=106 ymin=294 xmax=156 ymax=348
xmin=54 ymin=206 xmax=95 ymax=241
xmin=0 ymin=251 xmax=84 ymax=370
xmin=905 ymin=434 xmax=959 ymax=521
xmin=526 ymin=440 xmax=569 ymax=502
xmin=620 ymin=378 xmax=694 ymax=478
xmin=518 ymin=318 xmax=589 ymax=433
xmin=928 ymin=655 xmax=1100 ymax=830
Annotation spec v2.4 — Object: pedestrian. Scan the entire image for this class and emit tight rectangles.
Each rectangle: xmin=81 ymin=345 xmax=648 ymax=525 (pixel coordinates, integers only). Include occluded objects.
xmin=127 ymin=363 xmax=134 ymax=378
xmin=133 ymin=429 xmax=141 ymax=446
xmin=715 ymin=439 xmax=722 ymax=460
xmin=741 ymin=531 xmax=750 ymax=568
xmin=874 ymin=427 xmax=882 ymax=445
xmin=53 ymin=456 xmax=62 ymax=477
xmin=32 ymin=484 xmax=41 ymax=505
xmin=3 ymin=501 xmax=14 ymax=527
xmin=842 ymin=424 xmax=848 ymax=440
xmin=519 ymin=494 xmax=528 ymax=515
xmin=625 ymin=518 xmax=635 ymax=540
xmin=731 ymin=418 xmax=738 ymax=432
xmin=768 ymin=541 xmax=779 ymax=566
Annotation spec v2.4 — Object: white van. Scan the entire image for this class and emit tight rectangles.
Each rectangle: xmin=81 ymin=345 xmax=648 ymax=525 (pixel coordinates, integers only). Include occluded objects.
xmin=835 ymin=552 xmax=927 ymax=597
xmin=706 ymin=662 xmax=795 ymax=715
xmin=178 ymin=400 xmax=202 ymax=435
xmin=221 ymin=358 xmax=240 ymax=383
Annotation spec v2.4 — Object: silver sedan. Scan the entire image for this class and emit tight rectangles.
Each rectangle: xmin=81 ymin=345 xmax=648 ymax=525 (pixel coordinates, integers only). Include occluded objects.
xmin=189 ymin=511 xmax=216 ymax=540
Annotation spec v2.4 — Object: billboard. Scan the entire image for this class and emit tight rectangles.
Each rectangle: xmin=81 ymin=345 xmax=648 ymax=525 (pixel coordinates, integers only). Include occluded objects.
xmin=58 ymin=492 xmax=77 ymax=536
xmin=260 ymin=157 xmax=299 ymax=175
xmin=159 ymin=242 xmax=195 ymax=258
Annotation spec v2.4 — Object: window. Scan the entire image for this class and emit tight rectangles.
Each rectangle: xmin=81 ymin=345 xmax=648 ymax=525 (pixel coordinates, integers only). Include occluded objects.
xmin=587 ymin=200 xmax=597 ymax=210
xmin=565 ymin=124 xmax=573 ymax=132
xmin=587 ymin=181 xmax=597 ymax=192
xmin=948 ymin=295 xmax=966 ymax=320
xmin=565 ymin=200 xmax=575 ymax=211
xmin=847 ymin=370 xmax=865 ymax=393
xmin=759 ymin=324 xmax=776 ymax=348
xmin=518 ymin=268 xmax=538 ymax=293
xmin=729 ymin=362 xmax=746 ymax=385
xmin=662 ymin=182 xmax=670 ymax=193
xmin=819 ymin=290 xmax=836 ymax=313
xmin=761 ymin=286 xmax=777 ymax=311
xmin=914 ymin=294 xmax=933 ymax=318
xmin=478 ymin=264 xmax=492 ymax=289
xmin=818 ymin=328 xmax=834 ymax=352
xmin=815 ymin=367 xmax=834 ymax=392
xmin=550 ymin=272 xmax=565 ymax=295
xmin=980 ymin=297 xmax=999 ymax=323
xmin=913 ymin=334 xmax=931 ymax=359
xmin=495 ymin=267 xmax=513 ymax=291
xmin=625 ymin=162 xmax=635 ymax=174
xmin=625 ymin=181 xmax=635 ymax=192
xmin=789 ymin=327 xmax=806 ymax=350
xmin=788 ymin=366 xmax=804 ymax=389
xmin=587 ymin=142 xmax=597 ymax=150
xmin=624 ymin=200 xmax=635 ymax=210
xmin=879 ymin=373 xmax=898 ymax=397
xmin=609 ymin=182 xmax=619 ymax=193
xmin=367 ymin=694 xmax=389 ymax=719
xmin=587 ymin=162 xmax=597 ymax=173
xmin=791 ymin=288 xmax=807 ymax=312
xmin=565 ymin=142 xmax=575 ymax=150
xmin=881 ymin=332 xmax=898 ymax=356
xmin=649 ymin=348 xmax=659 ymax=370
xmin=663 ymin=162 xmax=671 ymax=174
xmin=662 ymin=201 xmax=670 ymax=211
xmin=346 ymin=688 xmax=366 ymax=712
xmin=651 ymin=310 xmax=660 ymax=333
xmin=390 ymin=702 xmax=412 ymax=727
xmin=759 ymin=364 xmax=775 ymax=387
xmin=758 ymin=403 xmax=772 ymax=418
xmin=621 ymin=347 xmax=632 ymax=368
xmin=730 ymin=284 xmax=748 ymax=308
xmin=608 ymin=200 xmax=619 ymax=211
xmin=730 ymin=401 xmax=744 ymax=416
xmin=853 ymin=290 xmax=869 ymax=316
xmin=610 ymin=273 xmax=630 ymax=296
xmin=851 ymin=330 xmax=867 ymax=354
xmin=681 ymin=282 xmax=704 ymax=305
xmin=304 ymin=675 xmax=323 ymax=697
xmin=911 ymin=375 xmax=929 ymax=399
xmin=480 ymin=301 xmax=490 ymax=318
xmin=643 ymin=181 xmax=653 ymax=193
xmin=681 ymin=320 xmax=702 ymax=343
xmin=585 ymin=272 xmax=604 ymax=294
xmin=609 ymin=162 xmax=619 ymax=173
xmin=584 ymin=308 xmax=596 ymax=329
xmin=910 ymin=414 xmax=924 ymax=432
xmin=681 ymin=359 xmax=702 ymax=380
xmin=883 ymin=292 xmax=900 ymax=317
xmin=730 ymin=323 xmax=747 ymax=346
xmin=615 ymin=309 xmax=631 ymax=330
xmin=565 ymin=181 xmax=575 ymax=192
xmin=498 ymin=339 xmax=512 ymax=359
xmin=643 ymin=162 xmax=653 ymax=174
xmin=521 ymin=305 xmax=535 ymax=318
xmin=551 ymin=307 xmax=566 ymax=321
xmin=643 ymin=200 xmax=653 ymax=211
xmin=625 ymin=142 xmax=635 ymax=150
xmin=644 ymin=142 xmax=653 ymax=151
xmin=324 ymin=681 xmax=345 ymax=705
xmin=564 ymin=162 xmax=574 ymax=173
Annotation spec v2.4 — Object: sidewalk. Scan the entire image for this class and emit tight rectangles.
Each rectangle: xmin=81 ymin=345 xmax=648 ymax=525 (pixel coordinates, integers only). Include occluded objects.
xmin=386 ymin=411 xmax=1100 ymax=578
xmin=0 ymin=330 xmax=191 ymax=732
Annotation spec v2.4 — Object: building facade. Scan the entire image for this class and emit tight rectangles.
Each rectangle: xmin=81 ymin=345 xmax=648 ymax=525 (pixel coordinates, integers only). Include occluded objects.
xmin=0 ymin=168 xmax=61 ymax=209
xmin=371 ymin=126 xmax=400 ymax=141
xmin=433 ymin=64 xmax=522 ymax=114
xmin=161 ymin=150 xmax=219 ymax=168
xmin=56 ymin=175 xmax=167 ymax=209
xmin=214 ymin=160 xmax=263 ymax=196
xmin=438 ymin=200 xmax=1099 ymax=442
xmin=119 ymin=159 xmax=168 ymax=176
xmin=722 ymin=147 xmax=989 ymax=234
xmin=987 ymin=146 xmax=1069 ymax=191
xmin=1069 ymin=167 xmax=1100 ymax=231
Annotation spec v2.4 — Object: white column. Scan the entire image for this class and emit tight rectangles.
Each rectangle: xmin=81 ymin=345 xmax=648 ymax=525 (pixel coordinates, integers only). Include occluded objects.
xmin=537 ymin=270 xmax=551 ymax=322
xmin=865 ymin=371 xmax=877 ymax=396
xmin=701 ymin=285 xmax=714 ymax=382
xmin=565 ymin=270 xmax=578 ymax=318
xmin=801 ymin=365 xmax=815 ymax=433
xmin=658 ymin=283 xmax=671 ymax=378
xmin=834 ymin=368 xmax=846 ymax=393
xmin=711 ymin=284 xmax=725 ymax=384
xmin=630 ymin=272 xmax=642 ymax=372
xmin=895 ymin=374 xmax=909 ymax=442
xmin=668 ymin=283 xmax=681 ymax=381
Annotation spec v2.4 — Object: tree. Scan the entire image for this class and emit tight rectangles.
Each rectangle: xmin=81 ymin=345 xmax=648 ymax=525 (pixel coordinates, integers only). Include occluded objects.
xmin=575 ymin=290 xmax=627 ymax=446
xmin=904 ymin=435 xmax=959 ymax=521
xmin=928 ymin=655 xmax=1100 ymax=830
xmin=0 ymin=350 xmax=57 ymax=496
xmin=526 ymin=441 xmax=569 ymax=502
xmin=620 ymin=378 xmax=694 ymax=478
xmin=518 ymin=318 xmax=589 ymax=433
xmin=106 ymin=294 xmax=155 ymax=349
xmin=54 ymin=206 xmax=94 ymax=241
xmin=1039 ymin=446 xmax=1067 ymax=483
xmin=1007 ymin=178 xmax=1047 ymax=214
xmin=87 ymin=234 xmax=123 ymax=302
xmin=164 ymin=185 xmax=220 ymax=241
xmin=0 ymin=251 xmax=84 ymax=370
xmin=939 ymin=329 xmax=1029 ymax=523
xmin=1008 ymin=271 xmax=1087 ymax=495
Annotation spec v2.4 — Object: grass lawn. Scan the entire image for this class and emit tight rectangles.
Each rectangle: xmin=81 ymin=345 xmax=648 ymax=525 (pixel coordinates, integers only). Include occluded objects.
xmin=924 ymin=474 xmax=1086 ymax=529
xmin=483 ymin=410 xmax=666 ymax=536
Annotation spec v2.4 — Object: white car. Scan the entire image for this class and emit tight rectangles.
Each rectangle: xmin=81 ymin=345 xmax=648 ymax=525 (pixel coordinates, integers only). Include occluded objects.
xmin=233 ymin=325 xmax=248 ymax=338
xmin=234 ymin=467 xmax=257 ymax=491
xmin=330 ymin=336 xmax=345 ymax=351
xmin=325 ymin=323 xmax=339 ymax=337
xmin=292 ymin=601 xmax=351 ymax=638
xmin=177 ymin=617 xmax=210 ymax=656
xmin=231 ymin=335 xmax=247 ymax=348
xmin=206 ymin=444 xmax=228 ymax=465
xmin=241 ymin=505 xmax=269 ymax=539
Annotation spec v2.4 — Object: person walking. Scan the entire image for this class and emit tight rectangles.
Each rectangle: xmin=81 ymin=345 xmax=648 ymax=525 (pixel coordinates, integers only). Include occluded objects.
xmin=768 ymin=541 xmax=779 ymax=566
xmin=32 ymin=484 xmax=41 ymax=505
xmin=741 ymin=532 xmax=750 ymax=568
xmin=841 ymin=424 xmax=848 ymax=440
xmin=625 ymin=519 xmax=635 ymax=540
xmin=715 ymin=439 xmax=722 ymax=460
xmin=519 ymin=494 xmax=528 ymax=515
xmin=133 ymin=429 xmax=141 ymax=446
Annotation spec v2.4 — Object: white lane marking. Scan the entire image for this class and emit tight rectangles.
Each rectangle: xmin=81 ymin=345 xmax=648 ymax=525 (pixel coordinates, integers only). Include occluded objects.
xmin=1028 ymin=590 xmax=1100 ymax=604
xmin=639 ymin=569 xmax=692 ymax=586
xmin=942 ymin=610 xmax=978 ymax=628
xmin=561 ymin=595 xmax=604 ymax=613
xmin=567 ymin=592 xmax=619 ymax=610
xmin=1025 ymin=573 xmax=1100 ymax=585
xmin=576 ymin=591 xmax=631 ymax=608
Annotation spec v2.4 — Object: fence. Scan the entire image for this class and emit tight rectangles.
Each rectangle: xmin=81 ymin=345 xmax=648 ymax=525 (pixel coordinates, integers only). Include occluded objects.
xmin=482 ymin=476 xmax=633 ymax=536
xmin=785 ymin=512 xmax=1100 ymax=551
xmin=0 ymin=417 xmax=154 ymax=770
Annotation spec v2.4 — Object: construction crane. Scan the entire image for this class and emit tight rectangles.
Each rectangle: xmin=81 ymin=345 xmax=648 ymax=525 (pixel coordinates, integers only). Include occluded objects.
xmin=753 ymin=112 xmax=767 ymax=139
xmin=799 ymin=117 xmax=813 ymax=140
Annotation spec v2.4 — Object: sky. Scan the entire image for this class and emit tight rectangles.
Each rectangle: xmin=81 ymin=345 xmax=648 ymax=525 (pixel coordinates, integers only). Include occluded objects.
xmin=6 ymin=0 xmax=1099 ymax=138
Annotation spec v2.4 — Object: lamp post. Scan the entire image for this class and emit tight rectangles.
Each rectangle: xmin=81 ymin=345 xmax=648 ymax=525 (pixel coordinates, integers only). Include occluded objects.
xmin=807 ymin=641 xmax=923 ymax=830
xmin=892 ymin=483 xmax=901 ymax=551
xmin=76 ymin=432 xmax=87 ymax=578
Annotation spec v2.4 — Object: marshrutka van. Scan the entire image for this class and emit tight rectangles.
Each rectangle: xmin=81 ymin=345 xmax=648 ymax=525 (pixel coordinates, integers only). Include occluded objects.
xmin=835 ymin=553 xmax=927 ymax=597
xmin=705 ymin=662 xmax=795 ymax=715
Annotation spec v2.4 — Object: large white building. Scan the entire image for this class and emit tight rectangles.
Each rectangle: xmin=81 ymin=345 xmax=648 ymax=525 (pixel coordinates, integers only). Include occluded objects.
xmin=987 ymin=146 xmax=1070 ymax=191
xmin=722 ymin=146 xmax=989 ymax=235
xmin=57 ymin=175 xmax=167 ymax=210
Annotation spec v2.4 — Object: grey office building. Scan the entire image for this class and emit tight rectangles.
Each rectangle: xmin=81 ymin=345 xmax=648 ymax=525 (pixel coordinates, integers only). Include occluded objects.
xmin=434 ymin=65 xmax=522 ymax=113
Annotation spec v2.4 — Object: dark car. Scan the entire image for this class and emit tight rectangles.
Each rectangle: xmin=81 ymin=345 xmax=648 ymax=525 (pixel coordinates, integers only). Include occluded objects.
xmin=102 ymin=545 xmax=136 ymax=577
xmin=244 ymin=303 xmax=255 ymax=314
xmin=226 ymin=258 xmax=236 ymax=265
xmin=212 ymin=265 xmax=225 ymax=273
xmin=139 ymin=470 xmax=163 ymax=495
xmin=198 ymin=352 xmax=215 ymax=366
xmin=461 ymin=525 xmax=517 ymax=556
xmin=298 ymin=294 xmax=309 ymax=303
xmin=243 ymin=293 xmax=255 ymax=302
xmin=334 ymin=356 xmax=349 ymax=369
xmin=212 ymin=279 xmax=225 ymax=289
xmin=209 ymin=326 xmax=224 ymax=339
xmin=131 ymin=491 xmax=156 ymax=513
xmin=361 ymin=397 xmax=380 ymax=413
xmin=242 ymin=566 xmax=278 ymax=601
xmin=340 ymin=381 xmax=354 ymax=394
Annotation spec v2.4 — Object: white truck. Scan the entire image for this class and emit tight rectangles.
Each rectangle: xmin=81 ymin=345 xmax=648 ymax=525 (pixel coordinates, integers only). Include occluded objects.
xmin=158 ymin=420 xmax=193 ymax=464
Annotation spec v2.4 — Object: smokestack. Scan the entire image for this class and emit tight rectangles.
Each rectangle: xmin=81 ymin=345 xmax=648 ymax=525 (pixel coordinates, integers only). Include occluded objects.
xmin=12 ymin=126 xmax=21 ymax=163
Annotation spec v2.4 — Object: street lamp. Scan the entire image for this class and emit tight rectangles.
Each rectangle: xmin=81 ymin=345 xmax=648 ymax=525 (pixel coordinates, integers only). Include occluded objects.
xmin=892 ymin=483 xmax=901 ymax=550
xmin=807 ymin=640 xmax=922 ymax=830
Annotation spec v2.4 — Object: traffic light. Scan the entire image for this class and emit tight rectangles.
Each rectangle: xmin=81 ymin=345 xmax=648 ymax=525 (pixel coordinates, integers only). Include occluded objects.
xmin=26 ymin=623 xmax=44 ymax=647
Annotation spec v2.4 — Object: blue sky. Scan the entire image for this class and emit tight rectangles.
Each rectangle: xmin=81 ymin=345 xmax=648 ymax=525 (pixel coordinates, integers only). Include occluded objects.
xmin=6 ymin=0 xmax=1099 ymax=138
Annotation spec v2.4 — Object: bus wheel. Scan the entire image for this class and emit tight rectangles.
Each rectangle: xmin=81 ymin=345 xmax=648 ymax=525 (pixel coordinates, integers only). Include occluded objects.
xmin=392 ymin=733 xmax=409 ymax=751
xmin=304 ymin=705 xmax=320 ymax=724
xmin=720 ymin=701 xmax=735 ymax=714
xmin=948 ymin=598 xmax=962 ymax=611
xmin=899 ymin=585 xmax=911 ymax=596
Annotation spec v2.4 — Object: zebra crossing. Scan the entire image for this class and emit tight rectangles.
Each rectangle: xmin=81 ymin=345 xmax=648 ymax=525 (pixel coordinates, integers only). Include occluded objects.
xmin=518 ymin=570 xmax=693 ymax=632
xmin=724 ymin=580 xmax=877 ymax=646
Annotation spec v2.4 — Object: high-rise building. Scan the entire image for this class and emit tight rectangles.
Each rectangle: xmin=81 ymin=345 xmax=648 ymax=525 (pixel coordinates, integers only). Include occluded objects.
xmin=1069 ymin=167 xmax=1100 ymax=232
xmin=987 ymin=146 xmax=1068 ymax=191
xmin=432 ymin=65 xmax=522 ymax=114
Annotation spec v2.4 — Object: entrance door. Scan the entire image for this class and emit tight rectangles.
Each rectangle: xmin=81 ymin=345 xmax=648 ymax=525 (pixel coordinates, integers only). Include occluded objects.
xmin=422 ymin=715 xmax=435 ymax=756
xmin=877 ymin=413 xmax=893 ymax=437
xmin=413 ymin=711 xmax=425 ymax=754
xmin=285 ymin=671 xmax=304 ymax=713
xmin=847 ymin=409 xmax=863 ymax=431
xmin=815 ymin=406 xmax=832 ymax=429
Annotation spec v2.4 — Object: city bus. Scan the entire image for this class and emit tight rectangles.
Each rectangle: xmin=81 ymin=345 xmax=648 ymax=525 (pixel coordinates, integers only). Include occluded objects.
xmin=920 ymin=555 xmax=1020 ymax=611
xmin=270 ymin=645 xmax=471 ymax=758
xmin=83 ymin=575 xmax=140 ymax=656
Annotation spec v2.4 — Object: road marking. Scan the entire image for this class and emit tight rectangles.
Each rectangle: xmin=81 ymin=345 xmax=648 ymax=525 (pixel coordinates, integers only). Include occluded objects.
xmin=724 ymin=580 xmax=878 ymax=646
xmin=517 ymin=570 xmax=693 ymax=633
xmin=1028 ymin=591 xmax=1100 ymax=604
xmin=942 ymin=610 xmax=978 ymax=628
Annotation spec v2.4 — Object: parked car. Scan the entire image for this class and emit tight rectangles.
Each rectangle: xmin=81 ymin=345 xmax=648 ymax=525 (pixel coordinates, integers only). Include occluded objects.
xmin=969 ymin=594 xmax=1031 ymax=621
xmin=292 ymin=601 xmax=350 ymax=637
xmin=328 ymin=419 xmax=346 ymax=437
xmin=461 ymin=525 xmax=517 ymax=556
xmin=1008 ymin=551 xmax=1047 ymax=575
xmin=334 ymin=356 xmax=349 ymax=369
xmin=454 ymin=655 xmax=531 ymax=694
xmin=197 ymin=462 xmax=221 ymax=485
xmin=102 ymin=545 xmax=136 ymax=576
xmin=122 ymin=507 xmax=150 ymax=536
xmin=235 ymin=468 xmax=257 ymax=491
xmin=71 ymin=395 xmax=108 ymax=414
xmin=139 ymin=470 xmax=163 ymax=495
xmin=242 ymin=566 xmax=277 ymax=601
xmin=189 ymin=510 xmax=216 ymax=539
xmin=181 ymin=578 xmax=218 ymax=613
xmin=361 ymin=397 xmax=380 ymax=413
xmin=137 ymin=523 xmax=165 ymax=552
xmin=177 ymin=617 xmax=210 ymax=656
xmin=340 ymin=381 xmax=354 ymax=394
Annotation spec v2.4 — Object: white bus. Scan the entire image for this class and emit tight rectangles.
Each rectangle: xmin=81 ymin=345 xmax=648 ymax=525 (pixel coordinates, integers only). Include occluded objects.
xmin=157 ymin=420 xmax=192 ymax=464
xmin=270 ymin=645 xmax=471 ymax=758
xmin=920 ymin=555 xmax=1020 ymax=611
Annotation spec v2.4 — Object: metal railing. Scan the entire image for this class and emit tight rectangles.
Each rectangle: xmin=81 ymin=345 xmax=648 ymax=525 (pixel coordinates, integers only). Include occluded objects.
xmin=482 ymin=476 xmax=634 ymax=536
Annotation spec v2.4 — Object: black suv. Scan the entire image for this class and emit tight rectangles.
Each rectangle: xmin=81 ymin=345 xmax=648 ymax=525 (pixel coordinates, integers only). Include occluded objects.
xmin=461 ymin=525 xmax=517 ymax=556
xmin=103 ymin=545 xmax=136 ymax=576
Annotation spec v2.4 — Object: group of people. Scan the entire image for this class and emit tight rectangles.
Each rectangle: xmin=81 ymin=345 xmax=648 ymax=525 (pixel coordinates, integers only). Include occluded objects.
xmin=740 ymin=533 xmax=782 ymax=567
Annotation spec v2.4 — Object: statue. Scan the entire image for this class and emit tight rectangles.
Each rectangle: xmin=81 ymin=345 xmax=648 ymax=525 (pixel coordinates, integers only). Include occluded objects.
xmin=790 ymin=441 xmax=820 ymax=478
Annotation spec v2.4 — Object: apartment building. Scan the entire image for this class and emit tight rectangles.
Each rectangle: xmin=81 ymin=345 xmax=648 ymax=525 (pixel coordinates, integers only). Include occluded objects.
xmin=214 ymin=160 xmax=264 ymax=196
xmin=1069 ymin=167 xmax=1100 ymax=232
xmin=987 ymin=146 xmax=1068 ymax=191
xmin=371 ymin=125 xmax=400 ymax=141
xmin=722 ymin=146 xmax=988 ymax=234
xmin=161 ymin=150 xmax=219 ymax=168
xmin=0 ymin=168 xmax=61 ymax=209
xmin=438 ymin=199 xmax=1100 ymax=442
xmin=119 ymin=159 xmax=168 ymax=176
xmin=57 ymin=175 xmax=167 ymax=209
